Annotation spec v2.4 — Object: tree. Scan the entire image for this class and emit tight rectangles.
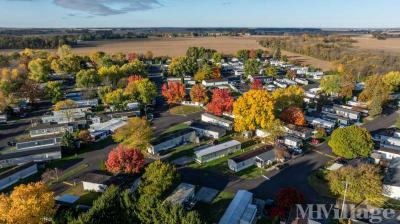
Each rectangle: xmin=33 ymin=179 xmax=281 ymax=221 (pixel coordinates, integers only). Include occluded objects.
xmin=78 ymin=130 xmax=93 ymax=144
xmin=54 ymin=99 xmax=77 ymax=111
xmin=265 ymin=66 xmax=278 ymax=78
xmin=168 ymin=57 xmax=198 ymax=77
xmin=272 ymin=86 xmax=304 ymax=115
xmin=106 ymin=145 xmax=145 ymax=174
xmin=57 ymin=44 xmax=73 ymax=59
xmin=190 ymin=84 xmax=209 ymax=104
xmin=120 ymin=60 xmax=147 ymax=77
xmin=61 ymin=131 xmax=75 ymax=151
xmin=327 ymin=164 xmax=384 ymax=205
xmin=139 ymin=160 xmax=180 ymax=198
xmin=233 ymin=90 xmax=276 ymax=132
xmin=17 ymin=79 xmax=42 ymax=104
xmin=135 ymin=78 xmax=157 ymax=115
xmin=244 ymin=59 xmax=261 ymax=78
xmin=275 ymin=187 xmax=305 ymax=210
xmin=28 ymin=58 xmax=51 ymax=82
xmin=98 ymin=65 xmax=122 ymax=87
xmin=73 ymin=186 xmax=131 ymax=224
xmin=339 ymin=72 xmax=355 ymax=98
xmin=320 ymin=74 xmax=341 ymax=95
xmin=76 ymin=69 xmax=100 ymax=88
xmin=194 ymin=64 xmax=213 ymax=81
xmin=212 ymin=52 xmax=222 ymax=64
xmin=103 ymin=89 xmax=128 ymax=111
xmin=162 ymin=81 xmax=186 ymax=105
xmin=45 ymin=81 xmax=63 ymax=103
xmin=206 ymin=89 xmax=234 ymax=116
xmin=274 ymin=144 xmax=290 ymax=161
xmin=280 ymin=107 xmax=306 ymax=126
xmin=0 ymin=91 xmax=8 ymax=112
xmin=236 ymin=49 xmax=250 ymax=61
xmin=328 ymin=125 xmax=374 ymax=159
xmin=251 ymin=79 xmax=263 ymax=90
xmin=359 ymin=75 xmax=390 ymax=115
xmin=113 ymin=117 xmax=153 ymax=150
xmin=382 ymin=71 xmax=400 ymax=92
xmin=0 ymin=182 xmax=56 ymax=224
xmin=314 ymin=127 xmax=327 ymax=139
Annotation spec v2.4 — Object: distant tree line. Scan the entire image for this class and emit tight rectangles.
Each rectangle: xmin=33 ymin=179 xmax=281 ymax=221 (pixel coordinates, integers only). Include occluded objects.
xmin=259 ymin=35 xmax=400 ymax=79
xmin=0 ymin=35 xmax=77 ymax=49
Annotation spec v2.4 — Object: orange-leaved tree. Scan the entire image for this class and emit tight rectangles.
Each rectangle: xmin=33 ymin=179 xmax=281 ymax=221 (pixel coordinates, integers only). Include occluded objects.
xmin=190 ymin=84 xmax=209 ymax=104
xmin=251 ymin=79 xmax=263 ymax=90
xmin=206 ymin=89 xmax=234 ymax=116
xmin=280 ymin=106 xmax=306 ymax=126
xmin=106 ymin=145 xmax=145 ymax=174
xmin=0 ymin=182 xmax=56 ymax=224
xmin=162 ymin=81 xmax=186 ymax=105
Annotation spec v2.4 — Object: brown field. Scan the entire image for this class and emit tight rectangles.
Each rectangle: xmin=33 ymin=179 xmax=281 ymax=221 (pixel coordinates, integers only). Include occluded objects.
xmin=0 ymin=36 xmax=333 ymax=71
xmin=352 ymin=35 xmax=400 ymax=53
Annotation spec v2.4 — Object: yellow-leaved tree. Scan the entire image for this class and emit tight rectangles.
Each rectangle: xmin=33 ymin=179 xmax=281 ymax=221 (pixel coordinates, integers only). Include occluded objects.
xmin=54 ymin=99 xmax=78 ymax=111
xmin=113 ymin=117 xmax=153 ymax=151
xmin=233 ymin=90 xmax=276 ymax=132
xmin=0 ymin=182 xmax=56 ymax=224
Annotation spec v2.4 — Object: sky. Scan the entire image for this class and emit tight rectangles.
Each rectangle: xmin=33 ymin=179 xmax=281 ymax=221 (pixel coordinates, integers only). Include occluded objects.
xmin=0 ymin=0 xmax=399 ymax=28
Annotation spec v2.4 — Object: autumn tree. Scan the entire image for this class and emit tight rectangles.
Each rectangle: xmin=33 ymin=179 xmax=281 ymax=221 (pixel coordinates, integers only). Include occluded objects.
xmin=103 ymin=89 xmax=128 ymax=111
xmin=113 ymin=117 xmax=153 ymax=150
xmin=98 ymin=65 xmax=122 ymax=87
xmin=359 ymin=75 xmax=390 ymax=116
xmin=162 ymin=81 xmax=186 ymax=105
xmin=0 ymin=91 xmax=8 ymax=112
xmin=212 ymin=52 xmax=223 ymax=64
xmin=194 ymin=64 xmax=219 ymax=81
xmin=17 ymin=79 xmax=43 ymax=104
xmin=236 ymin=49 xmax=250 ymax=61
xmin=244 ymin=59 xmax=261 ymax=78
xmin=78 ymin=130 xmax=93 ymax=144
xmin=327 ymin=164 xmax=384 ymax=205
xmin=328 ymin=125 xmax=374 ymax=159
xmin=168 ymin=56 xmax=198 ymax=77
xmin=76 ymin=69 xmax=100 ymax=89
xmin=280 ymin=107 xmax=306 ymax=126
xmin=0 ymin=182 xmax=56 ymax=224
xmin=54 ymin=99 xmax=77 ymax=111
xmin=139 ymin=160 xmax=180 ymax=198
xmin=206 ymin=89 xmax=234 ymax=116
xmin=276 ymin=187 xmax=305 ymax=210
xmin=28 ymin=58 xmax=51 ymax=82
xmin=274 ymin=144 xmax=290 ymax=161
xmin=45 ymin=81 xmax=63 ymax=103
xmin=272 ymin=86 xmax=304 ymax=116
xmin=190 ymin=84 xmax=209 ymax=104
xmin=233 ymin=90 xmax=276 ymax=132
xmin=135 ymin=78 xmax=157 ymax=114
xmin=265 ymin=66 xmax=278 ymax=78
xmin=106 ymin=145 xmax=145 ymax=174
xmin=250 ymin=79 xmax=263 ymax=90
xmin=382 ymin=71 xmax=400 ymax=92
xmin=120 ymin=60 xmax=147 ymax=77
xmin=320 ymin=74 xmax=341 ymax=95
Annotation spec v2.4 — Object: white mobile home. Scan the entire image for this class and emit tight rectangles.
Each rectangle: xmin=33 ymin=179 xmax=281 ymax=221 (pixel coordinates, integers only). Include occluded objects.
xmin=148 ymin=129 xmax=197 ymax=154
xmin=228 ymin=146 xmax=273 ymax=172
xmin=218 ymin=190 xmax=257 ymax=224
xmin=201 ymin=113 xmax=233 ymax=130
xmin=0 ymin=146 xmax=62 ymax=168
xmin=190 ymin=122 xmax=226 ymax=139
xmin=283 ymin=136 xmax=303 ymax=148
xmin=284 ymin=124 xmax=313 ymax=140
xmin=195 ymin=140 xmax=241 ymax=164
xmin=0 ymin=162 xmax=38 ymax=191
xmin=164 ymin=183 xmax=196 ymax=206
xmin=202 ymin=79 xmax=229 ymax=87
xmin=29 ymin=123 xmax=74 ymax=138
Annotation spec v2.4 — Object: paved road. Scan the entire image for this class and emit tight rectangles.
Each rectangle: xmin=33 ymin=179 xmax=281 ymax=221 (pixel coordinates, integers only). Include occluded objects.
xmin=180 ymin=111 xmax=399 ymax=203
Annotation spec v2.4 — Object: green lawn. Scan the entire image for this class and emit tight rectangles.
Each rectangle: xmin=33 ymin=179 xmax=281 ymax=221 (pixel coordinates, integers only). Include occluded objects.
xmin=62 ymin=182 xmax=101 ymax=206
xmin=162 ymin=122 xmax=190 ymax=134
xmin=236 ymin=166 xmax=265 ymax=179
xmin=167 ymin=142 xmax=205 ymax=162
xmin=48 ymin=163 xmax=89 ymax=186
xmin=196 ymin=191 xmax=234 ymax=223
xmin=169 ymin=105 xmax=203 ymax=116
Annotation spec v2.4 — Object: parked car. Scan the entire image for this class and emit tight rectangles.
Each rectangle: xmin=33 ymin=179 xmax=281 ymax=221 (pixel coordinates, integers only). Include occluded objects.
xmin=291 ymin=147 xmax=303 ymax=155
xmin=276 ymin=163 xmax=289 ymax=170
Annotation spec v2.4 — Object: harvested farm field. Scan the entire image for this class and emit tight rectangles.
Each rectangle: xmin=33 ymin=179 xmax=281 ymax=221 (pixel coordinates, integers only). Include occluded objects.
xmin=352 ymin=35 xmax=400 ymax=53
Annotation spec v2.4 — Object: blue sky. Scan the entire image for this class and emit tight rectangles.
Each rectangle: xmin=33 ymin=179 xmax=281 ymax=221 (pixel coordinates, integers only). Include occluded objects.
xmin=1 ymin=0 xmax=399 ymax=28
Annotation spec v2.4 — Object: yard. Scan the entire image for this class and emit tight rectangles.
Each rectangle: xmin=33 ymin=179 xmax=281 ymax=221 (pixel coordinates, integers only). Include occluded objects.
xmin=169 ymin=105 xmax=203 ymax=116
xmin=162 ymin=122 xmax=190 ymax=134
xmin=196 ymin=191 xmax=235 ymax=223
xmin=62 ymin=182 xmax=101 ymax=206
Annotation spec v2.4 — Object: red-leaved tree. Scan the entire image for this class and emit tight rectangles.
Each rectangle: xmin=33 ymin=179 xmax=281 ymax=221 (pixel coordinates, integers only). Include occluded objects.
xmin=206 ymin=89 xmax=234 ymax=116
xmin=162 ymin=81 xmax=186 ymax=105
xmin=128 ymin=52 xmax=137 ymax=62
xmin=251 ymin=79 xmax=263 ymax=90
xmin=190 ymin=84 xmax=209 ymax=104
xmin=269 ymin=207 xmax=286 ymax=219
xmin=106 ymin=145 xmax=145 ymax=174
xmin=280 ymin=106 xmax=306 ymax=126
xmin=128 ymin=75 xmax=143 ymax=84
xmin=276 ymin=187 xmax=305 ymax=211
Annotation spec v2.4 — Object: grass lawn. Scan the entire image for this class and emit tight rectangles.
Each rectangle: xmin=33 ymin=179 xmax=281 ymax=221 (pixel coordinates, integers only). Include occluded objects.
xmin=167 ymin=142 xmax=205 ymax=162
xmin=48 ymin=163 xmax=89 ymax=186
xmin=196 ymin=191 xmax=234 ymax=223
xmin=62 ymin=182 xmax=101 ymax=206
xmin=163 ymin=122 xmax=190 ymax=135
xmin=307 ymin=169 xmax=335 ymax=198
xmin=236 ymin=166 xmax=265 ymax=179
xmin=169 ymin=105 xmax=203 ymax=116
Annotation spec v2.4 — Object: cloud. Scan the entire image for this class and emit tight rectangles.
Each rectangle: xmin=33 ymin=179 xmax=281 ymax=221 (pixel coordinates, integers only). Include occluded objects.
xmin=6 ymin=0 xmax=162 ymax=16
xmin=54 ymin=0 xmax=162 ymax=15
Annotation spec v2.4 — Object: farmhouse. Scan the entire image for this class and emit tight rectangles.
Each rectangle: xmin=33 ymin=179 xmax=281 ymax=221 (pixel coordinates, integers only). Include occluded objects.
xmin=147 ymin=129 xmax=197 ymax=154
xmin=195 ymin=140 xmax=241 ymax=164
xmin=29 ymin=123 xmax=75 ymax=138
xmin=228 ymin=145 xmax=274 ymax=172
xmin=0 ymin=162 xmax=38 ymax=191
xmin=190 ymin=121 xmax=226 ymax=139
xmin=0 ymin=146 xmax=62 ymax=168
xmin=201 ymin=113 xmax=233 ymax=130
xmin=202 ymin=79 xmax=229 ymax=87
xmin=164 ymin=183 xmax=196 ymax=206
xmin=218 ymin=190 xmax=257 ymax=224
xmin=284 ymin=124 xmax=313 ymax=140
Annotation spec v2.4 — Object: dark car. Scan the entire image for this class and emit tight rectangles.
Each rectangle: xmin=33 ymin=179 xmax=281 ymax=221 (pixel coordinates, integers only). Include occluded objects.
xmin=276 ymin=163 xmax=289 ymax=170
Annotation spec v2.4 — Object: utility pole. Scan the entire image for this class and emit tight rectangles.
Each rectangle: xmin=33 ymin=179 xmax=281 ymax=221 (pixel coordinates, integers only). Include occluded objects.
xmin=341 ymin=179 xmax=349 ymax=219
